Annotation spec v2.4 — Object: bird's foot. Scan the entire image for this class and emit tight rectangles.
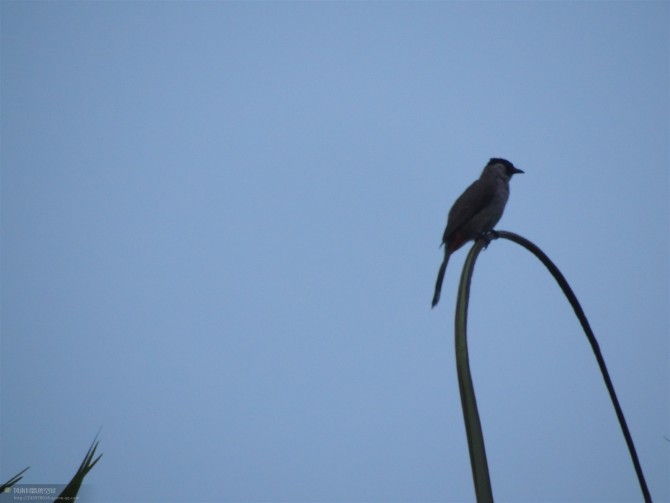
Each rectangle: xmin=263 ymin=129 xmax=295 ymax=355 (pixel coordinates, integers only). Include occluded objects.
xmin=479 ymin=230 xmax=500 ymax=248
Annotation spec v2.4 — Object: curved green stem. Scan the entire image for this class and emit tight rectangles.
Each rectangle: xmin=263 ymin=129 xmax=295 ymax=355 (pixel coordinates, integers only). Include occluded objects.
xmin=453 ymin=230 xmax=651 ymax=503
xmin=455 ymin=238 xmax=492 ymax=502
xmin=495 ymin=230 xmax=651 ymax=502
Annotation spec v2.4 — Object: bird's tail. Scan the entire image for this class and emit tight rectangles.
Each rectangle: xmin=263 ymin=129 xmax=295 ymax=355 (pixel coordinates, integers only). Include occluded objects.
xmin=431 ymin=249 xmax=450 ymax=308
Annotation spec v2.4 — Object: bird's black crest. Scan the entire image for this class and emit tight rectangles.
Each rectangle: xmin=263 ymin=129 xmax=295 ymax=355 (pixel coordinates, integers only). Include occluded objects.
xmin=488 ymin=157 xmax=513 ymax=169
xmin=488 ymin=157 xmax=522 ymax=175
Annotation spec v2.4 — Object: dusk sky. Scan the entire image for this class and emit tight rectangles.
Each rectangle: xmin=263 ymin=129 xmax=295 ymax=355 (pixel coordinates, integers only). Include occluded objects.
xmin=2 ymin=2 xmax=668 ymax=502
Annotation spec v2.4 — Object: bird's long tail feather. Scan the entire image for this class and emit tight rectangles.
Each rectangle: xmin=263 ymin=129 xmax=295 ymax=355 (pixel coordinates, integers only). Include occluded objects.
xmin=431 ymin=250 xmax=450 ymax=308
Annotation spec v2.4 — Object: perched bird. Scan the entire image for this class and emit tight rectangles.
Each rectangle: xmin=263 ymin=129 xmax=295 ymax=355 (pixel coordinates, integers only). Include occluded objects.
xmin=432 ymin=158 xmax=524 ymax=308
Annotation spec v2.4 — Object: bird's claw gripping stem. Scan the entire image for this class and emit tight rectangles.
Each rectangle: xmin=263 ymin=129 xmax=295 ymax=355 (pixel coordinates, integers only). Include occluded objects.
xmin=479 ymin=230 xmax=500 ymax=248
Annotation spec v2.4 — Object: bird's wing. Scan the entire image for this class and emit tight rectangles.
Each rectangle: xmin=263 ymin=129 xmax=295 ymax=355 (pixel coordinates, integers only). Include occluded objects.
xmin=442 ymin=177 xmax=496 ymax=242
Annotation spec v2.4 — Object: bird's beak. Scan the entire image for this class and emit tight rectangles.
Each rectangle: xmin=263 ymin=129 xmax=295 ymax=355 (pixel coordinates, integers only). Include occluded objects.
xmin=512 ymin=167 xmax=524 ymax=174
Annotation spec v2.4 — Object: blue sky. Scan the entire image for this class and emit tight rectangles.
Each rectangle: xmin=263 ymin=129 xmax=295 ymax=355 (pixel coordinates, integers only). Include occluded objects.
xmin=1 ymin=2 xmax=668 ymax=502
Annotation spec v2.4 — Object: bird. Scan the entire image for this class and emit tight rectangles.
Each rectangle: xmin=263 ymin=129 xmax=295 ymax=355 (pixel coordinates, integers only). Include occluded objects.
xmin=431 ymin=158 xmax=524 ymax=308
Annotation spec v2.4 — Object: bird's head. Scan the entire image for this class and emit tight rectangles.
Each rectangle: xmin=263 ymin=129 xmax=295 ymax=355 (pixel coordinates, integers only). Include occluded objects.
xmin=484 ymin=158 xmax=524 ymax=180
